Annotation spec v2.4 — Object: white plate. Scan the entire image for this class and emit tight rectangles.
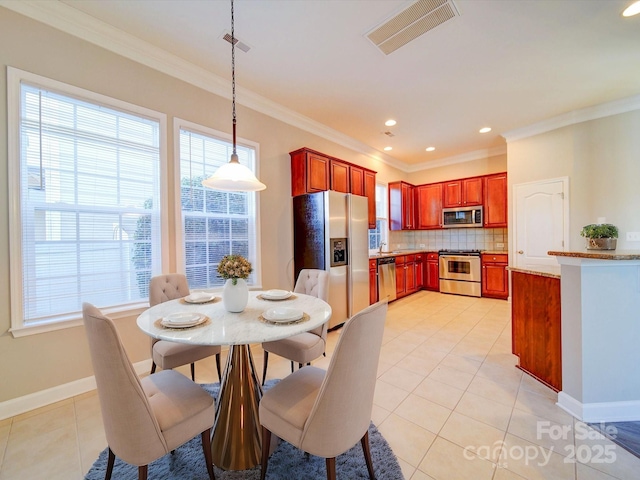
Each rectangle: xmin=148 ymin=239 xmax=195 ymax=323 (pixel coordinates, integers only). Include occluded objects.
xmin=262 ymin=289 xmax=292 ymax=300
xmin=161 ymin=312 xmax=205 ymax=328
xmin=263 ymin=307 xmax=304 ymax=323
xmin=184 ymin=292 xmax=216 ymax=304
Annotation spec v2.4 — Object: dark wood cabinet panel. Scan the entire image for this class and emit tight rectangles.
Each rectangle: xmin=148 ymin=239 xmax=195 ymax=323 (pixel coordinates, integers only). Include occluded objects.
xmin=350 ymin=165 xmax=364 ymax=196
xmin=395 ymin=256 xmax=406 ymax=297
xmin=511 ymin=271 xmax=562 ymax=392
xmin=389 ymin=181 xmax=415 ymax=230
xmin=364 ymin=170 xmax=376 ymax=229
xmin=425 ymin=252 xmax=440 ymax=291
xmin=415 ymin=254 xmax=424 ymax=290
xmin=416 ymin=183 xmax=443 ymax=229
xmin=291 ymin=148 xmax=330 ymax=196
xmin=481 ymin=253 xmax=508 ymax=299
xmin=369 ymin=259 xmax=378 ymax=305
xmin=330 ymin=159 xmax=350 ymax=193
xmin=484 ymin=173 xmax=508 ymax=227
xmin=443 ymin=177 xmax=483 ymax=207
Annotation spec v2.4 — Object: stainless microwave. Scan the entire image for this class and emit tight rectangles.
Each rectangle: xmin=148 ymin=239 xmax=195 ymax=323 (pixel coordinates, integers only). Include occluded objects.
xmin=442 ymin=206 xmax=483 ymax=228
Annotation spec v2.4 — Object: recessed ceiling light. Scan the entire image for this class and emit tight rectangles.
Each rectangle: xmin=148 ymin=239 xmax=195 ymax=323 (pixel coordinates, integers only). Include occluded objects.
xmin=479 ymin=127 xmax=492 ymax=133
xmin=384 ymin=119 xmax=397 ymax=127
xmin=384 ymin=146 xmax=392 ymax=151
xmin=425 ymin=147 xmax=435 ymax=152
xmin=623 ymin=1 xmax=640 ymax=16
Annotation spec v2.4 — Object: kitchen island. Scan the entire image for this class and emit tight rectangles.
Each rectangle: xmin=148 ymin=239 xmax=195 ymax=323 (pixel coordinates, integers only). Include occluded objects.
xmin=549 ymin=250 xmax=640 ymax=422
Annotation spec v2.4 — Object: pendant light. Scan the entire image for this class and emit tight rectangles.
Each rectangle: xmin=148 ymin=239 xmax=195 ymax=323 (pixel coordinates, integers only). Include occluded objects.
xmin=202 ymin=0 xmax=266 ymax=192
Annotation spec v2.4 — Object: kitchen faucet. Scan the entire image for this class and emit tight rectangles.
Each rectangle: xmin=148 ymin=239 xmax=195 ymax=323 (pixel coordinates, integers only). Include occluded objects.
xmin=378 ymin=242 xmax=386 ymax=254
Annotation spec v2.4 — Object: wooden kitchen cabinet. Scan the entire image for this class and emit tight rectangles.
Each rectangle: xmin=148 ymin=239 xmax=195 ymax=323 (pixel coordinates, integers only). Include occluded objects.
xmin=481 ymin=253 xmax=509 ymax=299
xmin=395 ymin=255 xmax=406 ymax=297
xmin=389 ymin=181 xmax=415 ymax=230
xmin=425 ymin=252 xmax=440 ymax=291
xmin=364 ymin=170 xmax=376 ymax=229
xmin=415 ymin=254 xmax=424 ymax=290
xmin=416 ymin=182 xmax=443 ymax=229
xmin=290 ymin=147 xmax=330 ymax=196
xmin=443 ymin=177 xmax=483 ymax=208
xmin=369 ymin=258 xmax=378 ymax=305
xmin=511 ymin=271 xmax=562 ymax=391
xmin=350 ymin=165 xmax=364 ymax=196
xmin=330 ymin=158 xmax=350 ymax=193
xmin=484 ymin=172 xmax=508 ymax=227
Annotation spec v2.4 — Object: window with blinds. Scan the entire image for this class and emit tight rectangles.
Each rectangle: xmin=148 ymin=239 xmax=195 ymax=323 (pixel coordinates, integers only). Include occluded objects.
xmin=178 ymin=125 xmax=259 ymax=289
xmin=369 ymin=183 xmax=389 ymax=251
xmin=9 ymin=68 xmax=164 ymax=329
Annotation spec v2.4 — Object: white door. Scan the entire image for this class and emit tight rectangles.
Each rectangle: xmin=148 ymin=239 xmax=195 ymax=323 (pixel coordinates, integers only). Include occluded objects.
xmin=513 ymin=178 xmax=568 ymax=269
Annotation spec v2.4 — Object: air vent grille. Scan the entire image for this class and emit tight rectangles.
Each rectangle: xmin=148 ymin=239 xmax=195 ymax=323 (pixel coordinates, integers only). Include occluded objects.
xmin=223 ymin=32 xmax=251 ymax=53
xmin=366 ymin=0 xmax=460 ymax=55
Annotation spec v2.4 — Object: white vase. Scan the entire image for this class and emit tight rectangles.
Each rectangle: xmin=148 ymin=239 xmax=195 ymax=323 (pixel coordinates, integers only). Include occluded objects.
xmin=222 ymin=278 xmax=248 ymax=312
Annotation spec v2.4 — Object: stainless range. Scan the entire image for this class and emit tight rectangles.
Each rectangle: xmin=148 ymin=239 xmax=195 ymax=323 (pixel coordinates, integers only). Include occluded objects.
xmin=439 ymin=250 xmax=482 ymax=297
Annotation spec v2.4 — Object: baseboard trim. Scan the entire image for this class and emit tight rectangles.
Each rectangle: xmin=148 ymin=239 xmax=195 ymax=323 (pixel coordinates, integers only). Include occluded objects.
xmin=558 ymin=392 xmax=640 ymax=422
xmin=0 ymin=359 xmax=152 ymax=421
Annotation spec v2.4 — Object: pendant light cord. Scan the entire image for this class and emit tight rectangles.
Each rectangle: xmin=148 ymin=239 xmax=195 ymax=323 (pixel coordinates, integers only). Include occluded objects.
xmin=231 ymin=0 xmax=237 ymax=156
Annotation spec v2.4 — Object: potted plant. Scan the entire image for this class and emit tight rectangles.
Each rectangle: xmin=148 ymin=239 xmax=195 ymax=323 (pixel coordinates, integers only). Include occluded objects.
xmin=580 ymin=223 xmax=618 ymax=250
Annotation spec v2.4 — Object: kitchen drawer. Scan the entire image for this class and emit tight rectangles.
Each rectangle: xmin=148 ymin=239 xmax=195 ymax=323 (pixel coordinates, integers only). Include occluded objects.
xmin=426 ymin=252 xmax=439 ymax=261
xmin=482 ymin=253 xmax=508 ymax=263
xmin=405 ymin=254 xmax=416 ymax=263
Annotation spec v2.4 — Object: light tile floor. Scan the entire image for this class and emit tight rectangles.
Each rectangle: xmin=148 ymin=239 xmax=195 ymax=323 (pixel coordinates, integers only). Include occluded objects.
xmin=1 ymin=291 xmax=639 ymax=479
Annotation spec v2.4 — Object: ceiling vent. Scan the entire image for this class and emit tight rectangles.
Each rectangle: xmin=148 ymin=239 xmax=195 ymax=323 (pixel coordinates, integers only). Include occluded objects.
xmin=365 ymin=0 xmax=460 ymax=55
xmin=222 ymin=31 xmax=251 ymax=53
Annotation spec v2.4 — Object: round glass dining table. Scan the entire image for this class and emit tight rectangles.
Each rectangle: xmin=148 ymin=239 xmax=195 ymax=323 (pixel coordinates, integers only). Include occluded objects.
xmin=136 ymin=290 xmax=332 ymax=471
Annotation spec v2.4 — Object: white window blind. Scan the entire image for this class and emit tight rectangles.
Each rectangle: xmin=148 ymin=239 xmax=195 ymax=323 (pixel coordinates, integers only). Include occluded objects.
xmin=178 ymin=127 xmax=259 ymax=288
xmin=14 ymin=77 xmax=162 ymax=326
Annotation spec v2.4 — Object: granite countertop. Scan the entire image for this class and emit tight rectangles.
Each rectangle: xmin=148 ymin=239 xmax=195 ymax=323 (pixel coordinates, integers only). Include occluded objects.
xmin=508 ymin=266 xmax=561 ymax=279
xmin=369 ymin=249 xmax=508 ymax=260
xmin=548 ymin=250 xmax=640 ymax=260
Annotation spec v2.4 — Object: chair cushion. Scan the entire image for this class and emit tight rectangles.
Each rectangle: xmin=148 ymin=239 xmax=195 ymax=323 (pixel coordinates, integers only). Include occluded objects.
xmin=152 ymin=341 xmax=220 ymax=370
xmin=262 ymin=332 xmax=325 ymax=365
xmin=141 ymin=370 xmax=215 ymax=449
xmin=259 ymin=366 xmax=325 ymax=446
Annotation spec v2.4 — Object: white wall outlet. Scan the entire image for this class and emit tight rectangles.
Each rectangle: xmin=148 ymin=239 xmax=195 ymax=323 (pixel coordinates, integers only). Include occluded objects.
xmin=419 ymin=243 xmax=425 ymax=248
xmin=496 ymin=242 xmax=505 ymax=248
xmin=626 ymin=232 xmax=640 ymax=241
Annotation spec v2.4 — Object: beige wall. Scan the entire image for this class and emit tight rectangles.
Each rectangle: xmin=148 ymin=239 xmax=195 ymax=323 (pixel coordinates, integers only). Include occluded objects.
xmin=507 ymin=109 xmax=640 ymax=251
xmin=0 ymin=9 xmax=416 ymax=403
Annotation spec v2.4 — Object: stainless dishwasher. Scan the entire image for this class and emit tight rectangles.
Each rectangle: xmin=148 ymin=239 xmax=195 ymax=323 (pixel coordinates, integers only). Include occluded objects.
xmin=377 ymin=257 xmax=397 ymax=301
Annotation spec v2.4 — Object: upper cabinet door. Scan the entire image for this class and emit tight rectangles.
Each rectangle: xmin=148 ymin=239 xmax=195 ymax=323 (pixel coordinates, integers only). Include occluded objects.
xmin=484 ymin=173 xmax=507 ymax=227
xmin=416 ymin=183 xmax=443 ymax=229
xmin=290 ymin=148 xmax=330 ymax=196
xmin=330 ymin=159 xmax=350 ymax=193
xmin=463 ymin=177 xmax=483 ymax=205
xmin=364 ymin=170 xmax=376 ymax=229
xmin=443 ymin=177 xmax=483 ymax=207
xmin=350 ymin=165 xmax=365 ymax=196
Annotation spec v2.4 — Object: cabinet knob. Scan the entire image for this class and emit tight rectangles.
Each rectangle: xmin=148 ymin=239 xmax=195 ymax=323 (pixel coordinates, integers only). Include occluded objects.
xmin=518 ymin=250 xmax=524 ymax=254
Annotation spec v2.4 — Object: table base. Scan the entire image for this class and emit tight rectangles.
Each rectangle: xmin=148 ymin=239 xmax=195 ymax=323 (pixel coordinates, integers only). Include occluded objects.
xmin=211 ymin=344 xmax=263 ymax=470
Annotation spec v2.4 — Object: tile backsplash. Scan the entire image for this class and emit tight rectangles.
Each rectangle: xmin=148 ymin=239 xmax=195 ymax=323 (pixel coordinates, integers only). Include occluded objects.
xmin=389 ymin=228 xmax=508 ymax=252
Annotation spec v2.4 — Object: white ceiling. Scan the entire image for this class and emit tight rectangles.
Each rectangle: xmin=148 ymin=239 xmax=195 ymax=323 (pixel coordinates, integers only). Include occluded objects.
xmin=31 ymin=1 xmax=640 ymax=168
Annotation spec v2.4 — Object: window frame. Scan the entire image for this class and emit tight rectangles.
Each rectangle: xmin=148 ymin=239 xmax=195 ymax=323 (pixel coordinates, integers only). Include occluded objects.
xmin=173 ymin=118 xmax=263 ymax=289
xmin=7 ymin=67 xmax=169 ymax=337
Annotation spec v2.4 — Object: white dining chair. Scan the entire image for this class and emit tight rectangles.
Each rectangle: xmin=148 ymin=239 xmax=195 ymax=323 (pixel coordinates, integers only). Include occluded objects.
xmin=149 ymin=274 xmax=221 ymax=382
xmin=259 ymin=300 xmax=388 ymax=480
xmin=261 ymin=269 xmax=329 ymax=385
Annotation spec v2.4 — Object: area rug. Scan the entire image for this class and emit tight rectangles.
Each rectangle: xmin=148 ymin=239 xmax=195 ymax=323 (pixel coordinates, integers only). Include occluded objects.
xmin=588 ymin=421 xmax=640 ymax=459
xmin=85 ymin=381 xmax=404 ymax=479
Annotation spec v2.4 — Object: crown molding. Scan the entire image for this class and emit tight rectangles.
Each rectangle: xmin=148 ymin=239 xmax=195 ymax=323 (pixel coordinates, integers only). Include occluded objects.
xmin=2 ymin=0 xmax=504 ymax=174
xmin=503 ymin=94 xmax=640 ymax=143
xmin=404 ymin=144 xmax=507 ymax=172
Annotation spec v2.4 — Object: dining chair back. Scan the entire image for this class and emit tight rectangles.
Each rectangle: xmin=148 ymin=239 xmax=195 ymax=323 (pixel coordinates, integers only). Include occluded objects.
xmin=149 ymin=274 xmax=221 ymax=381
xmin=259 ymin=299 xmax=388 ymax=480
xmin=261 ymin=269 xmax=330 ymax=384
xmin=82 ymin=303 xmax=215 ymax=480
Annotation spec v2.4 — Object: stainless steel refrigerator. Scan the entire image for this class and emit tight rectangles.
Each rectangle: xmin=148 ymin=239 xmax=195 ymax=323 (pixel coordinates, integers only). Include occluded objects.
xmin=293 ymin=190 xmax=370 ymax=329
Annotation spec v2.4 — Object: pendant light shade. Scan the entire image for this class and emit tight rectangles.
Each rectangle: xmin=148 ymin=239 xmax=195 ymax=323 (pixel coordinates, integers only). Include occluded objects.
xmin=202 ymin=0 xmax=266 ymax=193
xmin=201 ymin=153 xmax=266 ymax=191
